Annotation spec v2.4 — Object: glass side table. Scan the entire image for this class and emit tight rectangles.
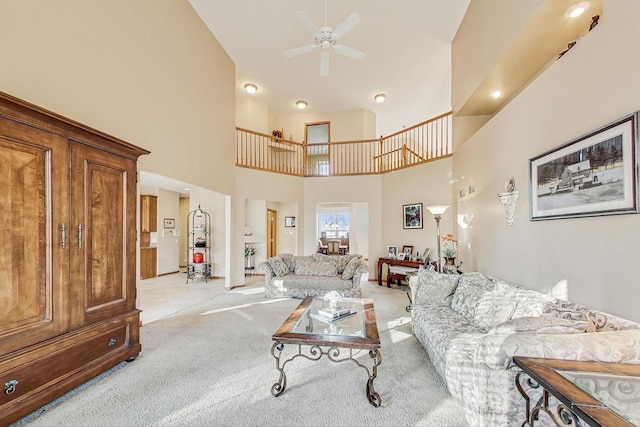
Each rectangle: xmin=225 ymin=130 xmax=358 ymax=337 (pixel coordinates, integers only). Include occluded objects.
xmin=513 ymin=356 xmax=640 ymax=426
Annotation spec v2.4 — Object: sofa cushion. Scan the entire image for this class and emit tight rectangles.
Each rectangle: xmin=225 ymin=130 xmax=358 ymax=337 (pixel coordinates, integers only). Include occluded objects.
xmin=451 ymin=273 xmax=494 ymax=320
xmin=544 ymin=299 xmax=640 ymax=332
xmin=266 ymin=257 xmax=289 ymax=277
xmin=412 ymin=271 xmax=460 ymax=303
xmin=294 ymin=259 xmax=338 ymax=276
xmin=488 ymin=316 xmax=588 ymax=335
xmin=280 ymin=275 xmax=352 ymax=290
xmin=341 ymin=257 xmax=360 ymax=280
xmin=279 ymin=253 xmax=295 ymax=272
xmin=472 ymin=294 xmax=518 ymax=329
xmin=492 ymin=279 xmax=555 ymax=318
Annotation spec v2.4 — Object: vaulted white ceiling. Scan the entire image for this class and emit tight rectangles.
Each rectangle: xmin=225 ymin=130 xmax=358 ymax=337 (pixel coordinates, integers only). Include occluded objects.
xmin=189 ymin=0 xmax=471 ymax=137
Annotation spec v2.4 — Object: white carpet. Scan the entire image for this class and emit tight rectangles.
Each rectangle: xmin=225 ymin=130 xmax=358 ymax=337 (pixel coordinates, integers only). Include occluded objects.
xmin=13 ymin=282 xmax=465 ymax=427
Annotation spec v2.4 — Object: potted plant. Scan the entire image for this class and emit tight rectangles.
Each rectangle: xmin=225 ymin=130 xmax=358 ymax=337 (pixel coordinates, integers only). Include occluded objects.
xmin=244 ymin=246 xmax=256 ymax=268
xmin=441 ymin=234 xmax=458 ymax=274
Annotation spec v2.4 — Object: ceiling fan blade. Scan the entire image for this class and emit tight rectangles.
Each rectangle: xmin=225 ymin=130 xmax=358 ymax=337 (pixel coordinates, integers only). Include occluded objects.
xmin=320 ymin=51 xmax=330 ymax=77
xmin=295 ymin=11 xmax=320 ymax=36
xmin=284 ymin=44 xmax=318 ymax=58
xmin=332 ymin=12 xmax=361 ymax=40
xmin=333 ymin=44 xmax=366 ymax=60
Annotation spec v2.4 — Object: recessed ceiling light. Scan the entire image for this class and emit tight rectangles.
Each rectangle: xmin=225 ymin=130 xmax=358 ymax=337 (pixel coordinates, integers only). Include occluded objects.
xmin=491 ymin=90 xmax=502 ymax=99
xmin=374 ymin=94 xmax=386 ymax=103
xmin=244 ymin=83 xmax=257 ymax=94
xmin=296 ymin=100 xmax=308 ymax=110
xmin=567 ymin=2 xmax=590 ymax=18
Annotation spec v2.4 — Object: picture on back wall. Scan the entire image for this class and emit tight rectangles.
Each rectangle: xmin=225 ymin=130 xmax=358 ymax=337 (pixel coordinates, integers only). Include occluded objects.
xmin=403 ymin=203 xmax=423 ymax=229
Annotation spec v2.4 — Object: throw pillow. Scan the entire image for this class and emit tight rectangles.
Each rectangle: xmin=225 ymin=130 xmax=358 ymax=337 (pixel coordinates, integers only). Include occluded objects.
xmin=341 ymin=257 xmax=360 ymax=280
xmin=412 ymin=270 xmax=460 ymax=302
xmin=266 ymin=257 xmax=289 ymax=277
xmin=335 ymin=254 xmax=360 ymax=274
xmin=294 ymin=260 xmax=338 ymax=276
xmin=451 ymin=279 xmax=488 ymax=320
xmin=279 ymin=253 xmax=295 ymax=272
xmin=473 ymin=293 xmax=518 ymax=329
xmin=488 ymin=316 xmax=588 ymax=335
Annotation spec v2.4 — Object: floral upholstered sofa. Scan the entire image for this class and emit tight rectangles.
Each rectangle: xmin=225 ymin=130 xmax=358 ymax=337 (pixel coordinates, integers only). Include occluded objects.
xmin=260 ymin=253 xmax=368 ymax=299
xmin=409 ymin=270 xmax=640 ymax=427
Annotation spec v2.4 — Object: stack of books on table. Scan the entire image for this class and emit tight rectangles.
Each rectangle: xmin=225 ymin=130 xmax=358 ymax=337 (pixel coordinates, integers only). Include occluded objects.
xmin=310 ymin=306 xmax=357 ymax=322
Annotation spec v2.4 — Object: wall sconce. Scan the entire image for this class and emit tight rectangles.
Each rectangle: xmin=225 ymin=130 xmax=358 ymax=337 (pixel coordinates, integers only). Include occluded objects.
xmin=296 ymin=100 xmax=307 ymax=110
xmin=374 ymin=94 xmax=386 ymax=103
xmin=426 ymin=205 xmax=449 ymax=271
xmin=497 ymin=177 xmax=519 ymax=225
xmin=244 ymin=83 xmax=257 ymax=94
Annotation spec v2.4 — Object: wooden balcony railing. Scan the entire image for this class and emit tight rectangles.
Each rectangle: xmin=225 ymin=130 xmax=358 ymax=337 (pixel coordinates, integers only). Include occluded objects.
xmin=236 ymin=111 xmax=452 ymax=177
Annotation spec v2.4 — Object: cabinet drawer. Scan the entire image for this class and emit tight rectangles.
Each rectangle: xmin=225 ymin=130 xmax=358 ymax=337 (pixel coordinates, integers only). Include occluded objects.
xmin=0 ymin=324 xmax=128 ymax=408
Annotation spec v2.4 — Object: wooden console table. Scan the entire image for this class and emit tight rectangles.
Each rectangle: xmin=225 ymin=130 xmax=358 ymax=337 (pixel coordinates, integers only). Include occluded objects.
xmin=513 ymin=356 xmax=640 ymax=426
xmin=377 ymin=257 xmax=423 ymax=287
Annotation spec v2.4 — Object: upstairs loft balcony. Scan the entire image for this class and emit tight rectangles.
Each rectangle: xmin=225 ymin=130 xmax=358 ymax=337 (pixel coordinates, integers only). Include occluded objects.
xmin=236 ymin=112 xmax=452 ymax=177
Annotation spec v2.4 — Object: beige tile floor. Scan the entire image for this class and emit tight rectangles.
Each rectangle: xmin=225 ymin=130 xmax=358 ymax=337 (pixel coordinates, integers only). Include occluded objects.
xmin=137 ymin=270 xmax=264 ymax=325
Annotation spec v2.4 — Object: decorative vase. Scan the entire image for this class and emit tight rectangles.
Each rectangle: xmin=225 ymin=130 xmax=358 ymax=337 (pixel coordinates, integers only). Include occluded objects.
xmin=443 ymin=257 xmax=457 ymax=274
xmin=246 ymin=255 xmax=253 ymax=269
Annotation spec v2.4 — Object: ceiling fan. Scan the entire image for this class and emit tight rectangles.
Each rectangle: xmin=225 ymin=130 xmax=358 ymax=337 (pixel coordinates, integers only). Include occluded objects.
xmin=284 ymin=0 xmax=366 ymax=76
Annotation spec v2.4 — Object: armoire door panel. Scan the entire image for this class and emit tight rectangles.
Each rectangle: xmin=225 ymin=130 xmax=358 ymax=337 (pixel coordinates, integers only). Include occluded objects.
xmin=70 ymin=143 xmax=137 ymax=327
xmin=0 ymin=131 xmax=69 ymax=356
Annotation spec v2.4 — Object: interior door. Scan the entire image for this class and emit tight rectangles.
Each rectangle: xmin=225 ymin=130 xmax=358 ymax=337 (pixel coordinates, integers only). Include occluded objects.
xmin=69 ymin=142 xmax=138 ymax=328
xmin=267 ymin=209 xmax=277 ymax=257
xmin=0 ymin=122 xmax=70 ymax=355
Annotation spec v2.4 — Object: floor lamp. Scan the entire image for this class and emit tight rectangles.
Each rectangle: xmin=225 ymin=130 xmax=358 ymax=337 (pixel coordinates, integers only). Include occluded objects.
xmin=425 ymin=205 xmax=449 ymax=272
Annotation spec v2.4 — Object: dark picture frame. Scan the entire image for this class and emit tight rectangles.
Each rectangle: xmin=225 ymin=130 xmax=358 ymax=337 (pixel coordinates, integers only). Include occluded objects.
xmin=530 ymin=112 xmax=639 ymax=220
xmin=285 ymin=216 xmax=296 ymax=227
xmin=402 ymin=245 xmax=413 ymax=258
xmin=402 ymin=203 xmax=423 ymax=229
xmin=163 ymin=218 xmax=175 ymax=229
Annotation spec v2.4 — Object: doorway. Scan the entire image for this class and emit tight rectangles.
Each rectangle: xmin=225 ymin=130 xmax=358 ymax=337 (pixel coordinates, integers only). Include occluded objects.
xmin=267 ymin=208 xmax=277 ymax=257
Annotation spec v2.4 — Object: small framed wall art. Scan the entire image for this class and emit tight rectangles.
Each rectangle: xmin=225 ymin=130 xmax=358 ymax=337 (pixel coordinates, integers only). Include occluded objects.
xmin=285 ymin=216 xmax=296 ymax=227
xmin=163 ymin=218 xmax=175 ymax=229
xmin=402 ymin=203 xmax=423 ymax=229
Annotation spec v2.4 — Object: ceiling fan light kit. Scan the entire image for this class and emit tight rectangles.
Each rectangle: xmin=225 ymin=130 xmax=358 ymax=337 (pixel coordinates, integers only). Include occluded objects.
xmin=284 ymin=0 xmax=366 ymax=76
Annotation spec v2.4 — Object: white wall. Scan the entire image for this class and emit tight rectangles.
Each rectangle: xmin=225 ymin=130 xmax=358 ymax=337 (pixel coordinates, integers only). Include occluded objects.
xmin=245 ymin=199 xmax=267 ymax=266
xmin=452 ymin=0 xmax=640 ymax=321
xmin=381 ymin=159 xmax=455 ymax=266
xmin=157 ymin=189 xmax=180 ymax=275
xmin=0 ymin=0 xmax=243 ymax=287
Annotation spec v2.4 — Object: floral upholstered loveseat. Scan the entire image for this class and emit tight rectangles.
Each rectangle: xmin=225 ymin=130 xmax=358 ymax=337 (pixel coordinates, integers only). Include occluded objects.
xmin=260 ymin=253 xmax=368 ymax=299
xmin=409 ymin=270 xmax=640 ymax=427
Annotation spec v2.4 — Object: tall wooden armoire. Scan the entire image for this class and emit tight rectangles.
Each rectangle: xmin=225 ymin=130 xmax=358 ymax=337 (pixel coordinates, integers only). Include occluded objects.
xmin=0 ymin=92 xmax=149 ymax=424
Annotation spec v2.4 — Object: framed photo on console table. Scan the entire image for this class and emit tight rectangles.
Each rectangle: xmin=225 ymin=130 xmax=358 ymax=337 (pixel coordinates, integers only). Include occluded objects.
xmin=403 ymin=203 xmax=423 ymax=229
xmin=530 ymin=111 xmax=639 ymax=220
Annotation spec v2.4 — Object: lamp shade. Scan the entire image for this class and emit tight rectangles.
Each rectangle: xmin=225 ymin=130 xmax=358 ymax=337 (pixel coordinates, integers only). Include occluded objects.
xmin=426 ymin=205 xmax=449 ymax=216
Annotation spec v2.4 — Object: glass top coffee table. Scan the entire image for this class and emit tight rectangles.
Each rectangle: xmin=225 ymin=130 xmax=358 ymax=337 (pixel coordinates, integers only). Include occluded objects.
xmin=513 ymin=356 xmax=640 ymax=426
xmin=271 ymin=296 xmax=382 ymax=407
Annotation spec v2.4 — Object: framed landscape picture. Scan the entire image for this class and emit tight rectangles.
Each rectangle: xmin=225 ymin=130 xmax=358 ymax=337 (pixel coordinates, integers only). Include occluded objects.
xmin=402 ymin=203 xmax=423 ymax=229
xmin=530 ymin=111 xmax=639 ymax=220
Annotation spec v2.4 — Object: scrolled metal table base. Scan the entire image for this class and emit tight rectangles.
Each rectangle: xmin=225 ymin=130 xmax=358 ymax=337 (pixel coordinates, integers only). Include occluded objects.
xmin=515 ymin=369 xmax=584 ymax=427
xmin=271 ymin=342 xmax=382 ymax=407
